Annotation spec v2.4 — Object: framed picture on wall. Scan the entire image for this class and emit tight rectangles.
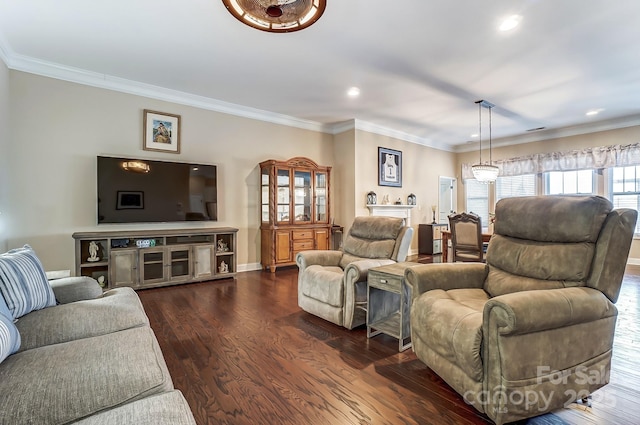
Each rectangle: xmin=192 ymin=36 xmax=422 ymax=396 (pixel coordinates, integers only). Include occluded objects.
xmin=143 ymin=109 xmax=181 ymax=153
xmin=378 ymin=147 xmax=402 ymax=187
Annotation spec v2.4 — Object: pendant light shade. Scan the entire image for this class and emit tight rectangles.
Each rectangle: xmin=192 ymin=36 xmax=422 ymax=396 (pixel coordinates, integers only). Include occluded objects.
xmin=471 ymin=164 xmax=499 ymax=183
xmin=471 ymin=100 xmax=499 ymax=183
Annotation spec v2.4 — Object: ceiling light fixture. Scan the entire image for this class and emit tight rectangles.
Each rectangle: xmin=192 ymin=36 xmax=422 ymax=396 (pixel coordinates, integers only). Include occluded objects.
xmin=586 ymin=109 xmax=603 ymax=116
xmin=471 ymin=100 xmax=499 ymax=183
xmin=221 ymin=0 xmax=327 ymax=33
xmin=347 ymin=87 xmax=360 ymax=97
xmin=499 ymin=15 xmax=522 ymax=32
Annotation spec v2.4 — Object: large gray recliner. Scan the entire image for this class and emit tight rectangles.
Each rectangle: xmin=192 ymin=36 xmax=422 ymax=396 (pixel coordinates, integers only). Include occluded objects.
xmin=297 ymin=216 xmax=413 ymax=329
xmin=406 ymin=195 xmax=636 ymax=425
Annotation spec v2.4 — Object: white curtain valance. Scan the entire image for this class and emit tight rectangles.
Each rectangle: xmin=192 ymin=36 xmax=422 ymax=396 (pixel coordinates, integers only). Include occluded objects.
xmin=462 ymin=143 xmax=640 ymax=180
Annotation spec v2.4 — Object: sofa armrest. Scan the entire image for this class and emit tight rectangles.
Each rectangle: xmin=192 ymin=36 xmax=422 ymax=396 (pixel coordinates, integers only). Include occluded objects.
xmin=296 ymin=250 xmax=343 ymax=270
xmin=484 ymin=287 xmax=617 ymax=336
xmin=404 ymin=263 xmax=488 ymax=302
xmin=50 ymin=276 xmax=103 ymax=304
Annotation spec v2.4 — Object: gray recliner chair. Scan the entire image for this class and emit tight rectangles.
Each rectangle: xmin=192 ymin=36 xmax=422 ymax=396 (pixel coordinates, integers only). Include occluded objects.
xmin=406 ymin=195 xmax=637 ymax=424
xmin=296 ymin=216 xmax=414 ymax=329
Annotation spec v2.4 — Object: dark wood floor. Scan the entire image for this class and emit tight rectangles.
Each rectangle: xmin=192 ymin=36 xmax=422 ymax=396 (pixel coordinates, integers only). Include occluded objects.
xmin=137 ymin=261 xmax=640 ymax=425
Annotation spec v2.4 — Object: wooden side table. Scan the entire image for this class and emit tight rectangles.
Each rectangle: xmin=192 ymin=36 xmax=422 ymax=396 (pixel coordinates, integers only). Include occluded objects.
xmin=367 ymin=262 xmax=419 ymax=351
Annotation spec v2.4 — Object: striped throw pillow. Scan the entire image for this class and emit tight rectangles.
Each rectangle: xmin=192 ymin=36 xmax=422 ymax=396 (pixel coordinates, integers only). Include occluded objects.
xmin=0 ymin=295 xmax=21 ymax=362
xmin=0 ymin=245 xmax=56 ymax=319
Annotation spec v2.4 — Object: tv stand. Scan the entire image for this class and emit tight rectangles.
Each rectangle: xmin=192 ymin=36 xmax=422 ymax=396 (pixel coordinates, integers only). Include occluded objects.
xmin=72 ymin=228 xmax=238 ymax=290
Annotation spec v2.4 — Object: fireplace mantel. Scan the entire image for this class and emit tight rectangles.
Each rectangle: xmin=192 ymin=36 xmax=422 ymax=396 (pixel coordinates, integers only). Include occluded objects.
xmin=366 ymin=204 xmax=415 ymax=226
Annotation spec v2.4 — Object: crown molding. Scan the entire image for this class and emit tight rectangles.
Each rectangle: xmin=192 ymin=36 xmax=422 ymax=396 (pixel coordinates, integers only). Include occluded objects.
xmin=3 ymin=46 xmax=637 ymax=154
xmin=327 ymin=119 xmax=357 ymax=135
xmin=0 ymin=31 xmax=12 ymax=67
xmin=327 ymin=119 xmax=456 ymax=152
xmin=1 ymin=47 xmax=457 ymax=151
xmin=454 ymin=115 xmax=640 ymax=153
xmin=5 ymin=51 xmax=330 ymax=133
xmin=354 ymin=120 xmax=455 ymax=151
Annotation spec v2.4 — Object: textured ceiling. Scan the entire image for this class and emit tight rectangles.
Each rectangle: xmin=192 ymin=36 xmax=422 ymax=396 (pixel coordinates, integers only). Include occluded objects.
xmin=1 ymin=0 xmax=639 ymax=151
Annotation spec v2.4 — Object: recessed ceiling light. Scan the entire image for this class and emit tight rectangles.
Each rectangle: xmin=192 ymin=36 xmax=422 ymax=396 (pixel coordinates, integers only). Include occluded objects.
xmin=470 ymin=133 xmax=479 ymax=138
xmin=499 ymin=15 xmax=522 ymax=32
xmin=347 ymin=87 xmax=360 ymax=98
xmin=586 ymin=109 xmax=604 ymax=116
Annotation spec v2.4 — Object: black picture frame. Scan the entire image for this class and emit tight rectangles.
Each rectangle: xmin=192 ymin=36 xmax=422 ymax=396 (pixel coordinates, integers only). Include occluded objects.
xmin=378 ymin=147 xmax=402 ymax=187
xmin=116 ymin=191 xmax=144 ymax=209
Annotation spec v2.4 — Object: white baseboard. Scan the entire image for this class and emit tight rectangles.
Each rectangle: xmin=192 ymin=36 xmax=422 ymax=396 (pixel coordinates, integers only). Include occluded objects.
xmin=238 ymin=262 xmax=263 ymax=272
xmin=627 ymin=258 xmax=640 ymax=266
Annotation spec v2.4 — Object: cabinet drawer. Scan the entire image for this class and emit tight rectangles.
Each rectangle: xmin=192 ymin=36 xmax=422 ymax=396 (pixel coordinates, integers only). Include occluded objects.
xmin=368 ymin=273 xmax=402 ymax=292
xmin=292 ymin=230 xmax=313 ymax=240
xmin=293 ymin=240 xmax=314 ymax=251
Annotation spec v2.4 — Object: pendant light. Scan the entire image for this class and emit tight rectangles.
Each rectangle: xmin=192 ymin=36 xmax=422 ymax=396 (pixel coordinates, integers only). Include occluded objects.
xmin=471 ymin=100 xmax=499 ymax=183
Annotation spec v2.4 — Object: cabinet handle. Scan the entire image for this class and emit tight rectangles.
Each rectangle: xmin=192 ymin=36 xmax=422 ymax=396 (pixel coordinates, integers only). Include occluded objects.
xmin=381 ymin=279 xmax=387 ymax=283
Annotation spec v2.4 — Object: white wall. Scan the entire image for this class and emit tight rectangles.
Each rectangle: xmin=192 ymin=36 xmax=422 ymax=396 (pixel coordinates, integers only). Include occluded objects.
xmin=0 ymin=58 xmax=9 ymax=252
xmin=332 ymin=128 xmax=356 ymax=230
xmin=7 ymin=71 xmax=335 ymax=272
xmin=352 ymin=130 xmax=457 ymax=253
xmin=6 ymin=70 xmax=459 ymax=272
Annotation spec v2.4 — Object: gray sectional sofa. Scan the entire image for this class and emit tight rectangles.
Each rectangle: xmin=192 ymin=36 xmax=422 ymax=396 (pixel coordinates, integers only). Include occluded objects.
xmin=0 ymin=264 xmax=197 ymax=424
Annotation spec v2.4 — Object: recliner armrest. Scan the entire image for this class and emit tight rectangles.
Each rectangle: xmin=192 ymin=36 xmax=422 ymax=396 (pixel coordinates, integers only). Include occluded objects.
xmin=484 ymin=286 xmax=617 ymax=336
xmin=405 ymin=263 xmax=487 ymax=302
xmin=344 ymin=258 xmax=396 ymax=284
xmin=50 ymin=276 xmax=103 ymax=304
xmin=296 ymin=250 xmax=343 ymax=270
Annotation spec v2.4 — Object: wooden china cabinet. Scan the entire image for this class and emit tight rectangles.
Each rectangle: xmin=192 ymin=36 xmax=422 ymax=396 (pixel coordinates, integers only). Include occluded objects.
xmin=260 ymin=157 xmax=331 ymax=272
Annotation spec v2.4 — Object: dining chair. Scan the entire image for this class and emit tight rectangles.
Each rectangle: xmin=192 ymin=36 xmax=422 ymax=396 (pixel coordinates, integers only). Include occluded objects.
xmin=448 ymin=212 xmax=483 ymax=262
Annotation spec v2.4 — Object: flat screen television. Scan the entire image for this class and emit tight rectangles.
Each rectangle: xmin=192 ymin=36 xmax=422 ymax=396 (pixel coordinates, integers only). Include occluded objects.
xmin=97 ymin=156 xmax=217 ymax=224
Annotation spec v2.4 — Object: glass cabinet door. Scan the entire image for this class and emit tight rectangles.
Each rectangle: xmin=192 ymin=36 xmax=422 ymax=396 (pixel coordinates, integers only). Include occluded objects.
xmin=141 ymin=249 xmax=165 ymax=282
xmin=276 ymin=168 xmax=290 ymax=223
xmin=293 ymin=170 xmax=311 ymax=223
xmin=261 ymin=167 xmax=270 ymax=223
xmin=315 ymin=171 xmax=328 ymax=222
xmin=169 ymin=247 xmax=190 ymax=281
